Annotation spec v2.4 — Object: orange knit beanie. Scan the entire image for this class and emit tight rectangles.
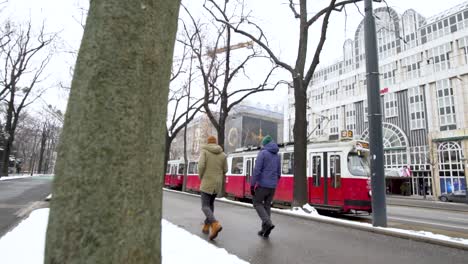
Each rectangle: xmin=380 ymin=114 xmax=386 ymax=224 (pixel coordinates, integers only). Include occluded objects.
xmin=207 ymin=136 xmax=217 ymax=144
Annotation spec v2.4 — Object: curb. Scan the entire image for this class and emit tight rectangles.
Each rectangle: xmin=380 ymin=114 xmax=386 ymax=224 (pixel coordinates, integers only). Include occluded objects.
xmin=164 ymin=189 xmax=468 ymax=251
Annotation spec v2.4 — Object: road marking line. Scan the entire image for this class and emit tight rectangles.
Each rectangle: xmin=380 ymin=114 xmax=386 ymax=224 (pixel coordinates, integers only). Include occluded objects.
xmin=447 ymin=216 xmax=468 ymax=222
xmin=388 ymin=216 xmax=468 ymax=230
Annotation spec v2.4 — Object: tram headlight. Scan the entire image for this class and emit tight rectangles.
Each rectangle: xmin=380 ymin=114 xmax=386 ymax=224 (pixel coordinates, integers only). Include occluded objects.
xmin=368 ymin=190 xmax=372 ymax=197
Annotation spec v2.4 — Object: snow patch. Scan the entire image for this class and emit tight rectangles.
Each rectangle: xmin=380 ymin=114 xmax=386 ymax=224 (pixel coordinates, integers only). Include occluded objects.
xmin=0 ymin=208 xmax=249 ymax=264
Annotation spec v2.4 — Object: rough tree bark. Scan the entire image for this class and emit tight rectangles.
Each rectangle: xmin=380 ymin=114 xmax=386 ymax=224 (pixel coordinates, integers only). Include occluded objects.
xmin=44 ymin=1 xmax=181 ymax=263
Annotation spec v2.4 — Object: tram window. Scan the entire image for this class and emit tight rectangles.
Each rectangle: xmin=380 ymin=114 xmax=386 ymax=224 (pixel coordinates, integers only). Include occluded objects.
xmin=231 ymin=157 xmax=244 ymax=174
xmin=330 ymin=155 xmax=341 ymax=188
xmin=178 ymin=164 xmax=185 ymax=174
xmin=188 ymin=162 xmax=198 ymax=174
xmin=312 ymin=156 xmax=321 ymax=186
xmin=166 ymin=165 xmax=170 ymax=174
xmin=282 ymin=152 xmax=294 ymax=175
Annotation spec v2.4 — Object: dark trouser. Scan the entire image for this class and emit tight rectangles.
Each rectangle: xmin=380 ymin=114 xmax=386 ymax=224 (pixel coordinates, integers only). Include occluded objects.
xmin=201 ymin=192 xmax=217 ymax=224
xmin=253 ymin=187 xmax=276 ymax=229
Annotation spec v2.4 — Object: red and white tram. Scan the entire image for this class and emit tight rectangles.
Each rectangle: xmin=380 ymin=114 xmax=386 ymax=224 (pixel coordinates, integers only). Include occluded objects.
xmin=166 ymin=139 xmax=372 ymax=213
xmin=164 ymin=160 xmax=185 ymax=189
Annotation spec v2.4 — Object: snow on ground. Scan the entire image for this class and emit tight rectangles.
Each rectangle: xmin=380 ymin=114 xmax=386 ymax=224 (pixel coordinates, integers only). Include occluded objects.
xmin=0 ymin=208 xmax=249 ymax=264
xmin=0 ymin=174 xmax=54 ymax=181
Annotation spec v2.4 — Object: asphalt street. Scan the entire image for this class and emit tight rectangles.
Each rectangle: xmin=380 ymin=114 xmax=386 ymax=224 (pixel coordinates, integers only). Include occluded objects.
xmin=0 ymin=175 xmax=52 ymax=236
xmin=163 ymin=190 xmax=468 ymax=264
xmin=335 ymin=205 xmax=468 ymax=239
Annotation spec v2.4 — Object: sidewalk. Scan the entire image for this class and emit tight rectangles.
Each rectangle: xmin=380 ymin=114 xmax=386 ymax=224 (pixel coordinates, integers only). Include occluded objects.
xmin=387 ymin=195 xmax=468 ymax=212
xmin=163 ymin=191 xmax=468 ymax=264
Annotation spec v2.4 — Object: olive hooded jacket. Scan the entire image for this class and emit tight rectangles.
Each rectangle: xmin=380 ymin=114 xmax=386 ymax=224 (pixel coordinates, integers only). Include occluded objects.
xmin=198 ymin=144 xmax=228 ymax=195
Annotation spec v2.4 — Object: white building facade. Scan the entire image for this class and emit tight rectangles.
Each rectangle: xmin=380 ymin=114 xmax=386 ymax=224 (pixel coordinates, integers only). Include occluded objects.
xmin=288 ymin=3 xmax=468 ymax=197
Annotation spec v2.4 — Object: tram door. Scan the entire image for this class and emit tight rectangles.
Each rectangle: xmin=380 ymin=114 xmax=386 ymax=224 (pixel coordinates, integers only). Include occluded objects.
xmin=309 ymin=153 xmax=324 ymax=204
xmin=170 ymin=164 xmax=178 ymax=187
xmin=327 ymin=152 xmax=343 ymax=206
xmin=244 ymin=157 xmax=256 ymax=197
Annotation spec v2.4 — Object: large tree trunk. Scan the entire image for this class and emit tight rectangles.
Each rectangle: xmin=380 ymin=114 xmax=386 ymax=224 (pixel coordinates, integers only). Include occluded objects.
xmin=292 ymin=78 xmax=308 ymax=207
xmin=44 ymin=1 xmax=181 ymax=263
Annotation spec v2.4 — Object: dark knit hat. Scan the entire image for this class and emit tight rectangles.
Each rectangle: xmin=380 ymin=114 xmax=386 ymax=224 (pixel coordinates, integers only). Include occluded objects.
xmin=207 ymin=136 xmax=217 ymax=144
xmin=261 ymin=135 xmax=273 ymax=146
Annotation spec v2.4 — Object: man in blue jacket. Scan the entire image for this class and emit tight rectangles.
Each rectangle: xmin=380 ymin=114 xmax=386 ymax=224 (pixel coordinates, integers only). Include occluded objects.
xmin=251 ymin=135 xmax=281 ymax=238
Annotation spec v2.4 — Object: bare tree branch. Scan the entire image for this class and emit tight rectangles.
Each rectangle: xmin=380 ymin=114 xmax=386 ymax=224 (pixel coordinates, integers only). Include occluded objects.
xmin=304 ymin=0 xmax=337 ymax=85
xmin=307 ymin=0 xmax=363 ymax=26
xmin=204 ymin=0 xmax=294 ymax=74
xmin=288 ymin=0 xmax=300 ymax=18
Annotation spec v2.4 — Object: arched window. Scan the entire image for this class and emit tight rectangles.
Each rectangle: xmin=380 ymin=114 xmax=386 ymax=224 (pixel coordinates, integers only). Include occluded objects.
xmin=438 ymin=142 xmax=466 ymax=193
xmin=361 ymin=123 xmax=409 ymax=169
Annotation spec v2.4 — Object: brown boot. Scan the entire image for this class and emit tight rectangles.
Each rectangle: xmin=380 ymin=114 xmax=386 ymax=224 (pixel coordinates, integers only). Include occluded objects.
xmin=209 ymin=221 xmax=222 ymax=240
xmin=202 ymin=224 xmax=210 ymax=234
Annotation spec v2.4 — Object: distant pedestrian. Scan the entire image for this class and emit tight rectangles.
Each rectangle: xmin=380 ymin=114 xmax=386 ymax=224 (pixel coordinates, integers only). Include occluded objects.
xmin=251 ymin=135 xmax=281 ymax=238
xmin=198 ymin=135 xmax=228 ymax=240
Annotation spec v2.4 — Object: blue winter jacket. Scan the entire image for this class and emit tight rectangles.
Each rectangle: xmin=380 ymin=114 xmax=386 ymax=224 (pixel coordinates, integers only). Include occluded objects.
xmin=251 ymin=142 xmax=281 ymax=188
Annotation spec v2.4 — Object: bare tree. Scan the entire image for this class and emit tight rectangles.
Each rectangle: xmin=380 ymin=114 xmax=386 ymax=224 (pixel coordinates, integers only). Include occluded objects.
xmin=165 ymin=82 xmax=204 ymax=175
xmin=0 ymin=20 xmax=55 ymax=176
xmin=181 ymin=2 xmax=280 ymax=153
xmin=206 ymin=0 xmax=363 ymax=206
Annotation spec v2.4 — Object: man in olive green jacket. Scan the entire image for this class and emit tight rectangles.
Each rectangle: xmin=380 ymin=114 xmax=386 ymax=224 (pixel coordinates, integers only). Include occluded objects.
xmin=198 ymin=135 xmax=228 ymax=240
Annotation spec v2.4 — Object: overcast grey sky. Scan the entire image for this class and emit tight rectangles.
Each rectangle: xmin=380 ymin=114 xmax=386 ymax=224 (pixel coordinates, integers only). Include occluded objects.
xmin=5 ymin=0 xmax=468 ymax=113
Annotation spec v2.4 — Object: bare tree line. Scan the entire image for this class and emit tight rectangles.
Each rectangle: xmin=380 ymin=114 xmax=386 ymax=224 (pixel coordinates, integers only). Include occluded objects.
xmin=0 ymin=8 xmax=59 ymax=176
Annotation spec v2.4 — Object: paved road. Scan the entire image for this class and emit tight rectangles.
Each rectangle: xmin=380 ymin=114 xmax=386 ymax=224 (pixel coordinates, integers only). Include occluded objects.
xmin=387 ymin=196 xmax=468 ymax=212
xmin=335 ymin=205 xmax=468 ymax=239
xmin=387 ymin=206 xmax=468 ymax=238
xmin=331 ymin=196 xmax=468 ymax=238
xmin=163 ymin=191 xmax=468 ymax=264
xmin=0 ymin=175 xmax=52 ymax=236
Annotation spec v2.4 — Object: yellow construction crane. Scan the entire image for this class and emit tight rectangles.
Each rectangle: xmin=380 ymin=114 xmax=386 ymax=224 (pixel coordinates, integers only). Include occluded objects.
xmin=206 ymin=40 xmax=254 ymax=57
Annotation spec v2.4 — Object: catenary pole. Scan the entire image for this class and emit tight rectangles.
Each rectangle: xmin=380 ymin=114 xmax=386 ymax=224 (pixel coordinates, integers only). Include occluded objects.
xmin=364 ymin=0 xmax=387 ymax=227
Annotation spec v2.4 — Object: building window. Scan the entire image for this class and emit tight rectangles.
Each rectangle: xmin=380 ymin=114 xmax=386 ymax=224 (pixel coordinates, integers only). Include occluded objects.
xmin=401 ymin=53 xmax=422 ymax=81
xmin=408 ymin=86 xmax=426 ymax=130
xmin=438 ymin=142 xmax=466 ymax=194
xmin=427 ymin=43 xmax=451 ymax=72
xmin=457 ymin=36 xmax=468 ymax=64
xmin=436 ymin=79 xmax=457 ymax=131
xmin=380 ymin=62 xmax=397 ymax=87
xmin=376 ymin=11 xmax=397 ymax=60
xmin=410 ymin=146 xmax=431 ymax=172
xmin=384 ymin=92 xmax=398 ymax=118
xmin=345 ymin=104 xmax=356 ymax=131
xmin=362 ymin=123 xmax=408 ymax=169
xmin=402 ymin=11 xmax=419 ymax=49
xmin=329 ymin=108 xmax=339 ymax=135
xmin=314 ymin=115 xmax=325 ymax=137
xmin=340 ymin=77 xmax=356 ymax=98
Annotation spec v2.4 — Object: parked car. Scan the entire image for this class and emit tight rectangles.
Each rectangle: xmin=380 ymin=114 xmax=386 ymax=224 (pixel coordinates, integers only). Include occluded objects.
xmin=439 ymin=190 xmax=467 ymax=203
